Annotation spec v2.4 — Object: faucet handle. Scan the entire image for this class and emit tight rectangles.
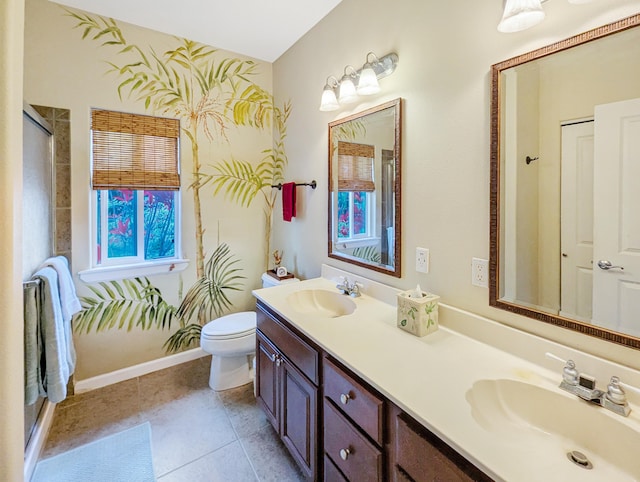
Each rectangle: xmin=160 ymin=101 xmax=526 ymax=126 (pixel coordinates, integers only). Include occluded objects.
xmin=349 ymin=282 xmax=363 ymax=297
xmin=606 ymin=376 xmax=627 ymax=405
xmin=562 ymin=360 xmax=580 ymax=386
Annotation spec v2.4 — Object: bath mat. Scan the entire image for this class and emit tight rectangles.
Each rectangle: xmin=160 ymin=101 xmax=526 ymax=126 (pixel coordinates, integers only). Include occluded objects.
xmin=31 ymin=422 xmax=155 ymax=482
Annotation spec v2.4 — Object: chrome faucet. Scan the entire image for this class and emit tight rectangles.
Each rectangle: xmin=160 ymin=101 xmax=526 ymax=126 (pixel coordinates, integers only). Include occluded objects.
xmin=336 ymin=277 xmax=362 ymax=297
xmin=557 ymin=358 xmax=631 ymax=417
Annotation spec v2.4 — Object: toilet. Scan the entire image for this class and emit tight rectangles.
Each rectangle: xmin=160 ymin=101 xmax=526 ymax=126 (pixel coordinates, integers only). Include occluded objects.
xmin=200 ymin=272 xmax=299 ymax=391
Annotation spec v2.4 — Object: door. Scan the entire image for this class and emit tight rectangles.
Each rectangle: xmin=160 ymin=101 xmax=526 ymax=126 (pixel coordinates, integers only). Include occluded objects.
xmin=560 ymin=121 xmax=594 ymax=322
xmin=23 ymin=106 xmax=53 ymax=448
xmin=593 ymin=98 xmax=640 ymax=336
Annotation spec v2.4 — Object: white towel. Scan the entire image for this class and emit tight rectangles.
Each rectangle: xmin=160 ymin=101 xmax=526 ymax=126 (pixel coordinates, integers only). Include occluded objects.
xmin=40 ymin=256 xmax=80 ymax=374
xmin=33 ymin=267 xmax=69 ymax=403
xmin=40 ymin=256 xmax=81 ymax=322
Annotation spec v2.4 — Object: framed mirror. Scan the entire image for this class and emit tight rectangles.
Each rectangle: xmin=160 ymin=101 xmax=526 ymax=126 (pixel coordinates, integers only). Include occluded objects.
xmin=328 ymin=98 xmax=402 ymax=277
xmin=490 ymin=14 xmax=640 ymax=349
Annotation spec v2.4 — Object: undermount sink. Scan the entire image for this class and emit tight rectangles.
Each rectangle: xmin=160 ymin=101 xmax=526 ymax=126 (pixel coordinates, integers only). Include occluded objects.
xmin=466 ymin=378 xmax=640 ymax=479
xmin=285 ymin=289 xmax=356 ymax=318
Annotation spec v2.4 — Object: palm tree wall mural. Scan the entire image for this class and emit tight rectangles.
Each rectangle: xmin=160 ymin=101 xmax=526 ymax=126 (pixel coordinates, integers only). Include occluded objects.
xmin=67 ymin=10 xmax=288 ymax=277
xmin=74 ymin=243 xmax=245 ymax=353
xmin=65 ymin=10 xmax=291 ymax=351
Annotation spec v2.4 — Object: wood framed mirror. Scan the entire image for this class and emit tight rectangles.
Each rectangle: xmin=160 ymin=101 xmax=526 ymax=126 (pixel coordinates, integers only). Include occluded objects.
xmin=328 ymin=98 xmax=402 ymax=277
xmin=490 ymin=14 xmax=640 ymax=349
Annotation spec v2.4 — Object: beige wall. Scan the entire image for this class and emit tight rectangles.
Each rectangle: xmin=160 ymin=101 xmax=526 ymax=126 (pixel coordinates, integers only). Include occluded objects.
xmin=24 ymin=0 xmax=273 ymax=379
xmin=0 ymin=0 xmax=25 ymax=477
xmin=271 ymin=0 xmax=640 ymax=369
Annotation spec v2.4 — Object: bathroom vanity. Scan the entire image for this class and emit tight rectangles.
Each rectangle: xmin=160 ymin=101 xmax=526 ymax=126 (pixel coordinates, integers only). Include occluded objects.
xmin=253 ymin=266 xmax=640 ymax=482
xmin=255 ymin=299 xmax=488 ymax=481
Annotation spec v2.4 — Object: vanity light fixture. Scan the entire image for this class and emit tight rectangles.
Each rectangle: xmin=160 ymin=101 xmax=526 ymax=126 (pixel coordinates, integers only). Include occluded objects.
xmin=319 ymin=51 xmax=399 ymax=111
xmin=498 ymin=0 xmax=595 ymax=33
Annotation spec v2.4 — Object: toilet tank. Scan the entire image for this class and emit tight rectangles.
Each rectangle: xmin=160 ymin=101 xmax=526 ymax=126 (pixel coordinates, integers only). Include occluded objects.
xmin=261 ymin=272 xmax=300 ymax=288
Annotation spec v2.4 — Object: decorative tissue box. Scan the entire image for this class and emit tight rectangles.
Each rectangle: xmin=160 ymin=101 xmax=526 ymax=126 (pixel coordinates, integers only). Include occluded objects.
xmin=396 ymin=290 xmax=440 ymax=337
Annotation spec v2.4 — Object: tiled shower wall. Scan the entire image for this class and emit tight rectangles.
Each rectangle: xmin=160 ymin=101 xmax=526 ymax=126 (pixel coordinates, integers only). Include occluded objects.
xmin=32 ymin=106 xmax=71 ymax=262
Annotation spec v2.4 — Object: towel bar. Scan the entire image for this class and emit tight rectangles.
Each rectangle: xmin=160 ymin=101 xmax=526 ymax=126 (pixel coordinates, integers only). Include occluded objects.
xmin=272 ymin=180 xmax=317 ymax=190
xmin=23 ymin=279 xmax=41 ymax=288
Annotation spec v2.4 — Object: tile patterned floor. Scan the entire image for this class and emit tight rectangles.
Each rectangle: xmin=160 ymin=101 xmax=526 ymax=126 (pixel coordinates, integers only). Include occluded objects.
xmin=40 ymin=357 xmax=304 ymax=481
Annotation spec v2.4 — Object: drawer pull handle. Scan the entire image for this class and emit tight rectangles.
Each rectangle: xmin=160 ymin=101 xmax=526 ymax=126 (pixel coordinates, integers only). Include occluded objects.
xmin=339 ymin=448 xmax=351 ymax=461
xmin=276 ymin=356 xmax=282 ymax=367
xmin=340 ymin=393 xmax=351 ymax=405
xmin=268 ymin=353 xmax=277 ymax=363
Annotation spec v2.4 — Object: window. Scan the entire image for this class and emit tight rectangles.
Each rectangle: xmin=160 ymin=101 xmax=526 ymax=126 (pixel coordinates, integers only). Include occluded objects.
xmin=337 ymin=191 xmax=372 ymax=239
xmin=81 ymin=109 xmax=186 ymax=281
xmin=96 ymin=189 xmax=177 ymax=265
xmin=333 ymin=142 xmax=376 ymax=245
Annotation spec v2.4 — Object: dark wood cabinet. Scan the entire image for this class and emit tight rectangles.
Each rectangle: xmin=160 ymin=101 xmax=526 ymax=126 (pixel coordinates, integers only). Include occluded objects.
xmin=387 ymin=403 xmax=493 ymax=482
xmin=322 ymin=357 xmax=385 ymax=481
xmin=255 ymin=303 xmax=319 ymax=480
xmin=255 ymin=300 xmax=492 ymax=482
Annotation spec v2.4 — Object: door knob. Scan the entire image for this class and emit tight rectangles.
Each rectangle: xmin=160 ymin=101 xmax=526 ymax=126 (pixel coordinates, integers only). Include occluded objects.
xmin=597 ymin=260 xmax=624 ymax=271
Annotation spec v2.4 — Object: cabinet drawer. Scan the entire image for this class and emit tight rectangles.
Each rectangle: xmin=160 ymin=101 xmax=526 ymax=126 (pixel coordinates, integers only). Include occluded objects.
xmin=324 ymin=400 xmax=383 ymax=481
xmin=324 ymin=455 xmax=348 ymax=482
xmin=256 ymin=303 xmax=319 ymax=384
xmin=394 ymin=413 xmax=491 ymax=482
xmin=324 ymin=357 xmax=384 ymax=445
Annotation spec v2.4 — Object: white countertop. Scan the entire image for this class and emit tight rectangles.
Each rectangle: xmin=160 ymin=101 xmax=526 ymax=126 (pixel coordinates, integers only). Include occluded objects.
xmin=253 ymin=269 xmax=640 ymax=481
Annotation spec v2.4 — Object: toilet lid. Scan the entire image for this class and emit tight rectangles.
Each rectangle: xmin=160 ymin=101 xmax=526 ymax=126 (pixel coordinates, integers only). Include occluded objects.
xmin=201 ymin=311 xmax=256 ymax=339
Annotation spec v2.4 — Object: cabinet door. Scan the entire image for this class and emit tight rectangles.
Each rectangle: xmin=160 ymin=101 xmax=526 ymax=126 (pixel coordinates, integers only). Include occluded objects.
xmin=256 ymin=331 xmax=279 ymax=430
xmin=281 ymin=357 xmax=318 ymax=480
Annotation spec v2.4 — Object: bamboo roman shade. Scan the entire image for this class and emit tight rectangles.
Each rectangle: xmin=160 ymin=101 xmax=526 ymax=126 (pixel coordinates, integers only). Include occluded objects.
xmin=337 ymin=141 xmax=375 ymax=192
xmin=91 ymin=109 xmax=180 ymax=191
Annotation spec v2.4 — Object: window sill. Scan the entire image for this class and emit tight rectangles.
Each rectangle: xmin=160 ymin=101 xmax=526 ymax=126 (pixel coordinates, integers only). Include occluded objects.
xmin=333 ymin=237 xmax=380 ymax=249
xmin=78 ymin=258 xmax=189 ymax=283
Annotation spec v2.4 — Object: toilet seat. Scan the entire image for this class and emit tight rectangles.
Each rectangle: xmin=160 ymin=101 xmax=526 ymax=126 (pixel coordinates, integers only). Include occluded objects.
xmin=201 ymin=311 xmax=256 ymax=341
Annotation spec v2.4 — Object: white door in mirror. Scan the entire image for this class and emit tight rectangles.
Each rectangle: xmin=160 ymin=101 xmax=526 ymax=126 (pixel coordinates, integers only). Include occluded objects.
xmin=593 ymin=98 xmax=640 ymax=335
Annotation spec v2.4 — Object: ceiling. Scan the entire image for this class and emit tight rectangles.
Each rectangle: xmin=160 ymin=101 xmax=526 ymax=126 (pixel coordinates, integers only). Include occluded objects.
xmin=51 ymin=0 xmax=343 ymax=62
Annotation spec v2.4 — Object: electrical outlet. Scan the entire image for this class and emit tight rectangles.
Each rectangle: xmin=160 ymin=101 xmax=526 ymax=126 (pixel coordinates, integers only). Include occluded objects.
xmin=471 ymin=258 xmax=488 ymax=287
xmin=416 ymin=247 xmax=429 ymax=273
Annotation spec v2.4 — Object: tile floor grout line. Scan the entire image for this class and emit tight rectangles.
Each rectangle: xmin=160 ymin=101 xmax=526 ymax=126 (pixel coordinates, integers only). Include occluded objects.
xmin=154 ymin=438 xmax=240 ymax=480
xmin=219 ymin=388 xmax=262 ymax=482
xmin=236 ymin=433 xmax=263 ymax=482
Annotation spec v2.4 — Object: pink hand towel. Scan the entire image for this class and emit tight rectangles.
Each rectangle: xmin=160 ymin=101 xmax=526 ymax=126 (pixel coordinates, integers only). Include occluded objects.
xmin=282 ymin=182 xmax=296 ymax=222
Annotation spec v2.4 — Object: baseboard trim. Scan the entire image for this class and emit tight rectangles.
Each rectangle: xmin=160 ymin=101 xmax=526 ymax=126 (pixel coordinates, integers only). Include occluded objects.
xmin=24 ymin=399 xmax=55 ymax=481
xmin=74 ymin=348 xmax=208 ymax=394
